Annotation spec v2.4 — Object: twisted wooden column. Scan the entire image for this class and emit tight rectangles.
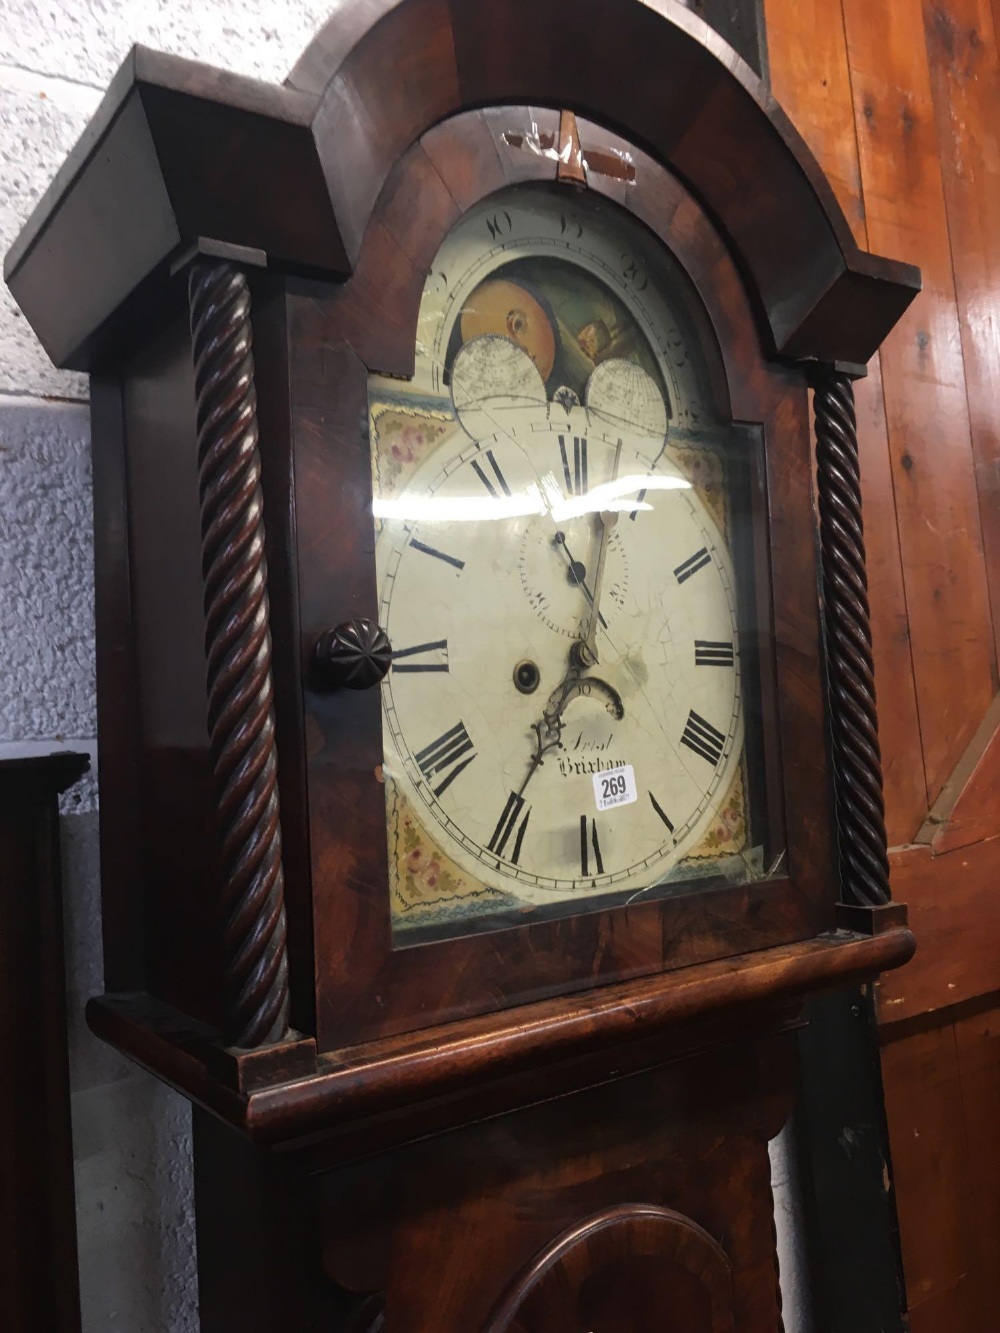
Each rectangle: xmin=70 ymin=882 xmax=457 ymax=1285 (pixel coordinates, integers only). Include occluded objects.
xmin=809 ymin=365 xmax=892 ymax=909
xmin=188 ymin=259 xmax=291 ymax=1047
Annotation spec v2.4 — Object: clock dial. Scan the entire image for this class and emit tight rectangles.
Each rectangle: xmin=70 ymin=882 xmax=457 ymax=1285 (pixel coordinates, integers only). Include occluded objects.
xmin=370 ymin=183 xmax=765 ymax=936
xmin=379 ymin=407 xmax=741 ymax=901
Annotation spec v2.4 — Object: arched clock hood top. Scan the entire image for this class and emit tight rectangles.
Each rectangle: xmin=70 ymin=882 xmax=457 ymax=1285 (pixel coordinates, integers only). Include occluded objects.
xmin=4 ymin=0 xmax=918 ymax=372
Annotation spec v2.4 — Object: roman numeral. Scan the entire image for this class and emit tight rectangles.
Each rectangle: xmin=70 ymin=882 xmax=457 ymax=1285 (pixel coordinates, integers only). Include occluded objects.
xmin=580 ymin=815 xmax=604 ymax=876
xmin=414 ymin=721 xmax=476 ymax=796
xmin=629 ymin=488 xmax=647 ymax=521
xmin=674 ymin=547 xmax=711 ymax=584
xmin=558 ymin=435 xmax=588 ymax=496
xmin=695 ymin=640 xmax=735 ymax=667
xmin=392 ymin=639 xmax=449 ymax=673
xmin=649 ymin=792 xmax=674 ymax=835
xmin=409 ymin=538 xmax=465 ymax=571
xmin=488 ymin=792 xmax=531 ymax=863
xmin=680 ymin=710 xmax=726 ymax=766
xmin=485 ymin=210 xmax=513 ymax=241
xmin=471 ymin=449 xmax=511 ymax=497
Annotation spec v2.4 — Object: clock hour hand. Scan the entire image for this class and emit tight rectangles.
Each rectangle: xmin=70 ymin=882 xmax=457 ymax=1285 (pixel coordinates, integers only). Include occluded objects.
xmin=516 ymin=671 xmax=578 ymax=799
xmin=552 ymin=532 xmax=607 ymax=630
xmin=516 ymin=666 xmax=625 ymax=801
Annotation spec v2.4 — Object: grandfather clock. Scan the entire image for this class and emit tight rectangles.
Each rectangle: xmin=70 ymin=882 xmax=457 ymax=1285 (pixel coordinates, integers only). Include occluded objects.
xmin=5 ymin=2 xmax=919 ymax=1328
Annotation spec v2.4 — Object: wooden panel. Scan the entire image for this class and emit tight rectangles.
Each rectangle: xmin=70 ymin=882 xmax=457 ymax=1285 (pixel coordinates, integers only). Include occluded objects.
xmin=194 ymin=1107 xmax=343 ymax=1333
xmin=854 ymin=362 xmax=927 ymax=844
xmin=841 ymin=0 xmax=995 ymax=809
xmin=320 ymin=1046 xmax=789 ymax=1332
xmin=953 ymin=1005 xmax=1000 ymax=1326
xmin=918 ymin=691 xmax=1000 ymax=852
xmin=881 ymin=1003 xmax=1000 ymax=1330
xmin=768 ymin=5 xmax=1000 ymax=1324
xmin=765 ymin=0 xmax=926 ymax=844
xmin=878 ymin=839 xmax=1000 ymax=1022
xmin=193 ymin=1033 xmax=794 ymax=1331
xmin=765 ymin=0 xmax=867 ymax=245
xmin=89 ymin=377 xmax=148 ymax=989
xmin=881 ymin=1024 xmax=970 ymax=1318
xmin=122 ymin=315 xmax=224 ymax=1028
xmin=924 ymin=0 xmax=1000 ymax=667
xmin=483 ymin=1205 xmax=735 ymax=1332
xmin=905 ymin=1281 xmax=980 ymax=1333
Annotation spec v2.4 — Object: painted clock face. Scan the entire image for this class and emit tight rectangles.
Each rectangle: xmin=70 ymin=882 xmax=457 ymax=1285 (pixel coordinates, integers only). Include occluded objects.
xmin=369 ymin=183 xmax=766 ymax=940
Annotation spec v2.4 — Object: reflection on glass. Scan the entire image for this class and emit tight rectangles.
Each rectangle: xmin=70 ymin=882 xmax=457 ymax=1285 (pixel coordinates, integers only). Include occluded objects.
xmin=371 ymin=473 xmax=688 ymax=525
xmin=366 ymin=182 xmax=776 ymax=943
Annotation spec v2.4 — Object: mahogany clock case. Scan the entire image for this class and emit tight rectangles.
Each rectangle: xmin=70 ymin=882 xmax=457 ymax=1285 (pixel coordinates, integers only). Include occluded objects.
xmin=88 ymin=105 xmax=833 ymax=1053
xmin=1 ymin=4 xmax=922 ymax=1066
xmin=193 ymin=1028 xmax=793 ymax=1332
xmin=2 ymin=5 xmax=922 ymax=1329
xmin=294 ymin=107 xmax=833 ymax=1049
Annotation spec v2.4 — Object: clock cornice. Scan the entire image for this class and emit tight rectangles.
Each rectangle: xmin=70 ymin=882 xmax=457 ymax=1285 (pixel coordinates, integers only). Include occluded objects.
xmin=5 ymin=0 xmax=919 ymax=374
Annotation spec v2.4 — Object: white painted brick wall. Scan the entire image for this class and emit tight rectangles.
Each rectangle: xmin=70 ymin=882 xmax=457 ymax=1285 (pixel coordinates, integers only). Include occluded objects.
xmin=0 ymin=5 xmax=812 ymax=1329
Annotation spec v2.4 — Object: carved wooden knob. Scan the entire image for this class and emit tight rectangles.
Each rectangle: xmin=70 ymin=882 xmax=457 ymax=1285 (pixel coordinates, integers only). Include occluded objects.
xmin=312 ymin=619 xmax=393 ymax=690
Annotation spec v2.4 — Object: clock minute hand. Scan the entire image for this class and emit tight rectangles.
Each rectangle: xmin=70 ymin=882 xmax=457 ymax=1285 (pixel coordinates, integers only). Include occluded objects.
xmin=576 ymin=507 xmax=618 ymax=668
xmin=575 ymin=441 xmax=623 ymax=668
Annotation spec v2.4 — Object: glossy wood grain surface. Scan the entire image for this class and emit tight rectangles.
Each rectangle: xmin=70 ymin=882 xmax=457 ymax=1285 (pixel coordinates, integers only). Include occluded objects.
xmin=318 ymin=1042 xmax=791 ymax=1331
xmin=923 ymin=0 xmax=1000 ymax=669
xmin=916 ymin=691 xmax=1000 ymax=853
xmin=37 ymin=0 xmax=914 ymax=1104
xmin=3 ymin=2 xmax=924 ymax=1328
xmin=86 ymin=928 xmax=913 ymax=1154
xmin=766 ymin=0 xmax=1000 ymax=1004
xmin=192 ymin=1032 xmax=791 ymax=1331
xmin=6 ymin=1 xmax=917 ymax=378
xmin=842 ymin=0 xmax=995 ymax=812
xmin=880 ymin=1005 xmax=1000 ymax=1330
xmin=764 ymin=1 xmax=926 ymax=848
xmin=292 ymin=110 xmax=839 ymax=1048
xmin=482 ymin=1204 xmax=736 ymax=1332
xmin=877 ymin=838 xmax=1000 ymax=1024
xmin=766 ymin=1 xmax=1000 ymax=1325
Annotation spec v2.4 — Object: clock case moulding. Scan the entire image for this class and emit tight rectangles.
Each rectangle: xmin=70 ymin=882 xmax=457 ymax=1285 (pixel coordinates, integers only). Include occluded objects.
xmin=5 ymin=0 xmax=919 ymax=1170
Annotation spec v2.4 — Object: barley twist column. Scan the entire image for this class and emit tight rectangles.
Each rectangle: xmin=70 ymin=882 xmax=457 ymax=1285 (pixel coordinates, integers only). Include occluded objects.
xmin=809 ymin=365 xmax=892 ymax=909
xmin=188 ymin=258 xmax=291 ymax=1047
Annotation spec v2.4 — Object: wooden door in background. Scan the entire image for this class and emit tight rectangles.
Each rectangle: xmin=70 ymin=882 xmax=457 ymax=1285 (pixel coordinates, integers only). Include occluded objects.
xmin=766 ymin=0 xmax=1000 ymax=1326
